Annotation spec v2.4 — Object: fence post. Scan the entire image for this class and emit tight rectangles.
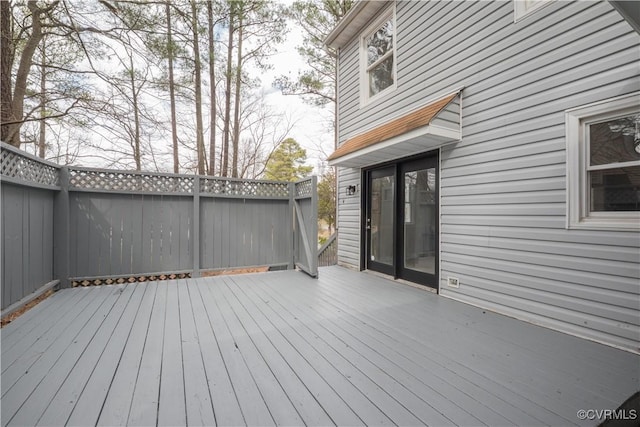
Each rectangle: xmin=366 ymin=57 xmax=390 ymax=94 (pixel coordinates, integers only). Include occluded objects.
xmin=310 ymin=175 xmax=318 ymax=277
xmin=192 ymin=176 xmax=201 ymax=278
xmin=288 ymin=182 xmax=295 ymax=270
xmin=54 ymin=167 xmax=70 ymax=288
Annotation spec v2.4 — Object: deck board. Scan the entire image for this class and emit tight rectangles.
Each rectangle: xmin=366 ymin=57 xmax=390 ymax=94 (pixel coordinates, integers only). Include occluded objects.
xmin=196 ymin=277 xmax=275 ymax=426
xmin=310 ymin=270 xmax=581 ymax=424
xmin=96 ymin=282 xmax=158 ymax=427
xmin=1 ymin=287 xmax=90 ymax=370
xmin=256 ymin=276 xmax=505 ymax=426
xmin=220 ymin=276 xmax=365 ymax=426
xmin=33 ymin=283 xmax=140 ymax=426
xmin=215 ymin=276 xmax=334 ymax=426
xmin=158 ymin=280 xmax=187 ymax=427
xmin=318 ymin=269 xmax=634 ymax=411
xmin=209 ymin=277 xmax=305 ymax=426
xmin=4 ymin=285 xmax=125 ymax=426
xmin=1 ymin=288 xmax=73 ymax=344
xmin=263 ymin=270 xmax=562 ymax=425
xmin=65 ymin=282 xmax=149 ymax=426
xmin=223 ymin=276 xmax=390 ymax=426
xmin=2 ymin=266 xmax=638 ymax=427
xmin=186 ymin=280 xmax=244 ymax=426
xmin=126 ymin=278 xmax=167 ymax=426
xmin=243 ymin=274 xmax=442 ymax=426
xmin=177 ymin=281 xmax=217 ymax=427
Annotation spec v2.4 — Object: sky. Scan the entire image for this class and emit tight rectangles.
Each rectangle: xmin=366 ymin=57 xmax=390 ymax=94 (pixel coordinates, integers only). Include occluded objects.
xmin=260 ymin=21 xmax=335 ymax=173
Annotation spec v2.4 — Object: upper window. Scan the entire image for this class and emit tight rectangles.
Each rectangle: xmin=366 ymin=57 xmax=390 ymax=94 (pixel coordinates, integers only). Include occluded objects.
xmin=514 ymin=0 xmax=552 ymax=22
xmin=566 ymin=93 xmax=640 ymax=230
xmin=360 ymin=7 xmax=396 ymax=104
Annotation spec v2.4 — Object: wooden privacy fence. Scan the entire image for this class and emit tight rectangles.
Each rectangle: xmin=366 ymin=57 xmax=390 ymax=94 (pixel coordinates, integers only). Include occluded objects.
xmin=0 ymin=142 xmax=318 ymax=312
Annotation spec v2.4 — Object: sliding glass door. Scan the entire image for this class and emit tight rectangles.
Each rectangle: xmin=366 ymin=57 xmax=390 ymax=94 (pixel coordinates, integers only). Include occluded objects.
xmin=364 ymin=153 xmax=438 ymax=289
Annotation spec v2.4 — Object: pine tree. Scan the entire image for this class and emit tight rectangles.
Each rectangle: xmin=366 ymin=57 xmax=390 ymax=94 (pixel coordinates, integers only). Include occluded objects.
xmin=264 ymin=138 xmax=313 ymax=182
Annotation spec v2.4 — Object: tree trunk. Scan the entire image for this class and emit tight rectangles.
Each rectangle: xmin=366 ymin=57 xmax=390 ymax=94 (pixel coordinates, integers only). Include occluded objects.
xmin=207 ymin=0 xmax=216 ymax=175
xmin=38 ymin=38 xmax=46 ymax=158
xmin=191 ymin=0 xmax=205 ymax=175
xmin=221 ymin=4 xmax=234 ymax=177
xmin=334 ymin=57 xmax=338 ymax=151
xmin=1 ymin=0 xmax=13 ymax=143
xmin=166 ymin=2 xmax=179 ymax=173
xmin=6 ymin=1 xmax=48 ymax=146
xmin=231 ymin=12 xmax=243 ymax=178
xmin=129 ymin=54 xmax=141 ymax=171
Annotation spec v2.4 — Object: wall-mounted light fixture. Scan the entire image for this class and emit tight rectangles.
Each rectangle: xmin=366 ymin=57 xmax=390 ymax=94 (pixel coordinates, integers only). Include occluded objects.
xmin=346 ymin=185 xmax=357 ymax=196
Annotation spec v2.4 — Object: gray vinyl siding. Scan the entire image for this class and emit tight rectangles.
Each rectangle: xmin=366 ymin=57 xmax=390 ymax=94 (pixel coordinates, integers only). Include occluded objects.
xmin=337 ymin=167 xmax=361 ymax=268
xmin=335 ymin=0 xmax=640 ymax=351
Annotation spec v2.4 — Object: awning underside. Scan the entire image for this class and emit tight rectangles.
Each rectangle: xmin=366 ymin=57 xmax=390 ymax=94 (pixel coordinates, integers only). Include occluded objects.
xmin=328 ymin=91 xmax=461 ymax=168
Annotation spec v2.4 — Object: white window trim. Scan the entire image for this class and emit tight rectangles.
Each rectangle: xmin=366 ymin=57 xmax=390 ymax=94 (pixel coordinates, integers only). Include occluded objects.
xmin=565 ymin=92 xmax=640 ymax=231
xmin=514 ymin=0 xmax=552 ymax=22
xmin=359 ymin=5 xmax=396 ymax=107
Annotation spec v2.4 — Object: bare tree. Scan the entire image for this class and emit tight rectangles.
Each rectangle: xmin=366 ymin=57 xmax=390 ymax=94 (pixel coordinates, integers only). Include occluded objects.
xmin=206 ymin=0 xmax=219 ymax=175
xmin=166 ymin=1 xmax=180 ymax=173
xmin=2 ymin=1 xmax=59 ymax=145
xmin=188 ymin=0 xmax=206 ymax=174
xmin=236 ymin=91 xmax=296 ymax=179
xmin=221 ymin=1 xmax=235 ymax=177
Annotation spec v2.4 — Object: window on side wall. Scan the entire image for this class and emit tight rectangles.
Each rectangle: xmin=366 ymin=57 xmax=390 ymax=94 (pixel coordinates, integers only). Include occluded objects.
xmin=566 ymin=93 xmax=640 ymax=230
xmin=360 ymin=7 xmax=395 ymax=104
xmin=514 ymin=0 xmax=551 ymax=21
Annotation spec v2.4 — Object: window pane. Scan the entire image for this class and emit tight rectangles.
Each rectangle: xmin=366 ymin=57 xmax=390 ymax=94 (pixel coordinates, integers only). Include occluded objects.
xmin=366 ymin=19 xmax=393 ymax=66
xmin=590 ymin=166 xmax=640 ymax=211
xmin=590 ymin=114 xmax=640 ymax=166
xmin=369 ymin=56 xmax=394 ymax=96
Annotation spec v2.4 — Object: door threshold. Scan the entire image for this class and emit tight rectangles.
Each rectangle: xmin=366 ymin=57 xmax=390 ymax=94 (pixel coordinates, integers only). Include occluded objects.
xmin=363 ymin=269 xmax=438 ymax=294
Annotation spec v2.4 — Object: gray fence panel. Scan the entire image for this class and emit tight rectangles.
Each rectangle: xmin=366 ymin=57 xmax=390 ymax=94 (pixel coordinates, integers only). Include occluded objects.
xmin=2 ymin=142 xmax=318 ymax=299
xmin=1 ymin=183 xmax=55 ymax=309
xmin=293 ymin=177 xmax=318 ymax=277
xmin=69 ymin=193 xmax=193 ymax=279
xmin=200 ymin=198 xmax=291 ymax=270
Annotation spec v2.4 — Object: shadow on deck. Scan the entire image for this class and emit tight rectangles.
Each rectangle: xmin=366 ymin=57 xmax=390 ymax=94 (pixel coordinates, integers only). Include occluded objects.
xmin=2 ymin=266 xmax=638 ymax=426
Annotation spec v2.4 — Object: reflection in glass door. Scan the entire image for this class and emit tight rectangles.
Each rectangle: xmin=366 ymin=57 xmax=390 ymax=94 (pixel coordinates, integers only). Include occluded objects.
xmin=402 ymin=166 xmax=437 ymax=278
xmin=366 ymin=167 xmax=395 ymax=276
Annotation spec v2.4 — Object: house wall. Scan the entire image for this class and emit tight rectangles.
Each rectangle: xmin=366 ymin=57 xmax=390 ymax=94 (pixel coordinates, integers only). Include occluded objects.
xmin=335 ymin=0 xmax=640 ymax=351
xmin=337 ymin=167 xmax=362 ymax=268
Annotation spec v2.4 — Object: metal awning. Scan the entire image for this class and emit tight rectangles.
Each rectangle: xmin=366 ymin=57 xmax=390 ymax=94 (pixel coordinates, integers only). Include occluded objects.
xmin=328 ymin=91 xmax=462 ymax=168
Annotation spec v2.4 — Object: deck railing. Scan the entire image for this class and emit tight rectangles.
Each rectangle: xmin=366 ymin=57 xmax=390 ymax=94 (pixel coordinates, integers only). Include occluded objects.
xmin=1 ymin=142 xmax=317 ymax=312
xmin=318 ymin=233 xmax=337 ymax=267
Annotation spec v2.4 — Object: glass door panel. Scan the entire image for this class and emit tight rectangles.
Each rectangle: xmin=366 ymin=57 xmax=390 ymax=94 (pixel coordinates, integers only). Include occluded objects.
xmin=403 ymin=168 xmax=436 ymax=275
xmin=366 ymin=167 xmax=395 ymax=275
xmin=399 ymin=155 xmax=438 ymax=289
xmin=371 ymin=175 xmax=394 ymax=265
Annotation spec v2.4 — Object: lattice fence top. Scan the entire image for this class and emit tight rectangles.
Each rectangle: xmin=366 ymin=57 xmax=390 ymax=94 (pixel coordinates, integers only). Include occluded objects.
xmin=200 ymin=177 xmax=290 ymax=198
xmin=295 ymin=179 xmax=313 ymax=198
xmin=1 ymin=146 xmax=60 ymax=187
xmin=69 ymin=169 xmax=194 ymax=193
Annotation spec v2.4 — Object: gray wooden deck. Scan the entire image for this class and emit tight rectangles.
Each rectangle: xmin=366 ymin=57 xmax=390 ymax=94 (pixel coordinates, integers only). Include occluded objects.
xmin=2 ymin=266 xmax=638 ymax=426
